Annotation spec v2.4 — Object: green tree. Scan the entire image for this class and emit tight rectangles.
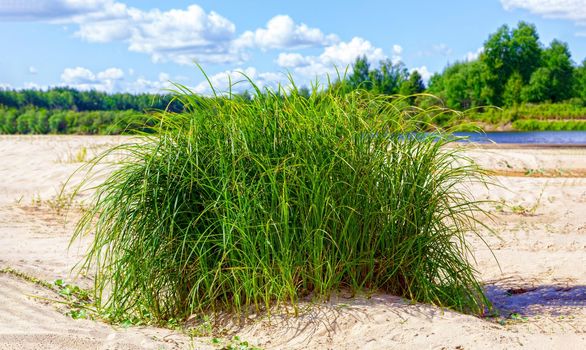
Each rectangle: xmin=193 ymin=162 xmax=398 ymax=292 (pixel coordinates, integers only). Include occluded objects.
xmin=16 ymin=109 xmax=35 ymax=134
xmin=33 ymin=109 xmax=50 ymax=133
xmin=481 ymin=24 xmax=512 ymax=105
xmin=575 ymin=59 xmax=586 ymax=101
xmin=523 ymin=40 xmax=574 ymax=103
xmin=503 ymin=71 xmax=524 ymax=106
xmin=522 ymin=67 xmax=550 ymax=102
xmin=510 ymin=22 xmax=542 ymax=83
xmin=349 ymin=56 xmax=371 ymax=90
xmin=481 ymin=22 xmax=542 ymax=105
xmin=369 ymin=59 xmax=408 ymax=95
xmin=543 ymin=39 xmax=574 ymax=102
xmin=427 ymin=60 xmax=490 ymax=109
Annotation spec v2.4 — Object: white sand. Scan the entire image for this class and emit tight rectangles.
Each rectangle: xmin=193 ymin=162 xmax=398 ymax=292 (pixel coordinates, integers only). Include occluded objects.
xmin=0 ymin=135 xmax=584 ymax=349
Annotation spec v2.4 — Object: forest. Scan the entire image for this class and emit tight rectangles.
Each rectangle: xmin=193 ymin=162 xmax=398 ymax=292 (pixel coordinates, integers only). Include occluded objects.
xmin=2 ymin=21 xmax=586 ymax=134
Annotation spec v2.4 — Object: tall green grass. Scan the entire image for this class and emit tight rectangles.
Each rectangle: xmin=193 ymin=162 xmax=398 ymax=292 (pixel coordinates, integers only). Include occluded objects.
xmin=73 ymin=77 xmax=492 ymax=324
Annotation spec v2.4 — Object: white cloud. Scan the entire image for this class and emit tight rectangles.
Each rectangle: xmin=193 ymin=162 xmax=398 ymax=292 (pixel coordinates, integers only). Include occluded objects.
xmin=61 ymin=66 xmax=124 ymax=92
xmin=0 ymin=83 xmax=12 ymax=90
xmin=59 ymin=66 xmax=183 ymax=93
xmin=392 ymin=44 xmax=403 ymax=55
xmin=0 ymin=2 xmax=244 ymax=64
xmin=465 ymin=47 xmax=484 ymax=62
xmin=432 ymin=43 xmax=453 ymax=56
xmin=239 ymin=15 xmax=338 ymax=50
xmin=61 ymin=67 xmax=96 ymax=84
xmin=74 ymin=4 xmax=243 ymax=65
xmin=74 ymin=18 xmax=131 ymax=43
xmin=321 ymin=38 xmax=386 ymax=66
xmin=411 ymin=66 xmax=432 ymax=82
xmin=501 ymin=0 xmax=586 ymax=24
xmin=23 ymin=82 xmax=46 ymax=90
xmin=28 ymin=66 xmax=38 ymax=75
xmin=124 ymin=6 xmax=241 ymax=64
xmin=0 ymin=0 xmax=111 ymax=20
xmin=391 ymin=44 xmax=403 ymax=64
xmin=276 ymin=53 xmax=311 ymax=68
xmin=1 ymin=2 xmax=337 ymax=66
xmin=276 ymin=37 xmax=387 ymax=78
xmin=125 ymin=75 xmax=175 ymax=94
xmin=193 ymin=67 xmax=287 ymax=95
xmin=97 ymin=67 xmax=124 ymax=80
xmin=418 ymin=43 xmax=453 ymax=57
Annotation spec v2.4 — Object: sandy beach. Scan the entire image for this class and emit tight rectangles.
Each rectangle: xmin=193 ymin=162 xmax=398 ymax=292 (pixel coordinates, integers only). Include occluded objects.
xmin=0 ymin=135 xmax=585 ymax=349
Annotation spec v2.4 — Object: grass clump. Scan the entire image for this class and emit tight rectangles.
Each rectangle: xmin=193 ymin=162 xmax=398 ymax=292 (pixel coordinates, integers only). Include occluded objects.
xmin=73 ymin=75 xmax=492 ymax=324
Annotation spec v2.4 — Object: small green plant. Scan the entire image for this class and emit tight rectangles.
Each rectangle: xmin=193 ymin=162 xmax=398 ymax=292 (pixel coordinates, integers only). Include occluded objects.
xmin=524 ymin=168 xmax=545 ymax=176
xmin=219 ymin=336 xmax=262 ymax=350
xmin=19 ymin=188 xmax=77 ymax=216
xmin=59 ymin=146 xmax=89 ymax=163
xmin=74 ymin=146 xmax=88 ymax=163
xmin=511 ymin=184 xmax=546 ymax=216
xmin=510 ymin=204 xmax=528 ymax=215
xmin=0 ymin=267 xmax=97 ymax=320
xmin=53 ymin=279 xmax=94 ymax=319
xmin=0 ymin=267 xmax=54 ymax=290
xmin=186 ymin=314 xmax=214 ymax=337
xmin=494 ymin=198 xmax=506 ymax=212
xmin=46 ymin=190 xmax=75 ymax=215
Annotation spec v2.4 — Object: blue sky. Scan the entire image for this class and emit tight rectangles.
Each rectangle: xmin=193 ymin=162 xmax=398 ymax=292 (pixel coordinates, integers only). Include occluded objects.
xmin=1 ymin=0 xmax=586 ymax=94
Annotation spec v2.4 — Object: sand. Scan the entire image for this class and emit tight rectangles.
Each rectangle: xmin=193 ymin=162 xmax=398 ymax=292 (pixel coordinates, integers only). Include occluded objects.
xmin=0 ymin=135 xmax=584 ymax=349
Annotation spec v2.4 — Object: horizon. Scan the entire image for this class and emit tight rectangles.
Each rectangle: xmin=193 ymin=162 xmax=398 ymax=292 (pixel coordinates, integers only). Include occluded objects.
xmin=2 ymin=1 xmax=586 ymax=95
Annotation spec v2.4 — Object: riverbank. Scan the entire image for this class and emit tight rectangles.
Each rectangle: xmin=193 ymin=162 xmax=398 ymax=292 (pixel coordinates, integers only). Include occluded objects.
xmin=0 ymin=135 xmax=584 ymax=349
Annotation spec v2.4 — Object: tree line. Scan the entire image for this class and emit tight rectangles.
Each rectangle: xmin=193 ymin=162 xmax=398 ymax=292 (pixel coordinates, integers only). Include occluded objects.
xmin=343 ymin=21 xmax=586 ymax=111
xmin=0 ymin=87 xmax=185 ymax=134
xmin=0 ymin=108 xmax=144 ymax=135
xmin=0 ymin=87 xmax=182 ymax=112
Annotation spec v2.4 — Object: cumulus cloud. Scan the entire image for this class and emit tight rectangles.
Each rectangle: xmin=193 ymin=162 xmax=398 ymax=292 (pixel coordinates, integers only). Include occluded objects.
xmin=276 ymin=53 xmax=311 ymax=68
xmin=418 ymin=43 xmax=453 ymax=57
xmin=0 ymin=2 xmax=336 ymax=66
xmin=72 ymin=4 xmax=243 ymax=65
xmin=276 ymin=37 xmax=386 ymax=77
xmin=96 ymin=67 xmax=124 ymax=80
xmin=238 ymin=15 xmax=338 ymax=50
xmin=125 ymin=73 xmax=177 ymax=93
xmin=23 ymin=82 xmax=47 ymax=90
xmin=126 ymin=6 xmax=241 ymax=64
xmin=411 ymin=66 xmax=432 ymax=82
xmin=465 ymin=47 xmax=484 ymax=62
xmin=61 ymin=66 xmax=125 ymax=92
xmin=0 ymin=83 xmax=12 ymax=90
xmin=61 ymin=67 xmax=96 ymax=84
xmin=28 ymin=66 xmax=38 ymax=75
xmin=501 ymin=0 xmax=586 ymax=24
xmin=432 ymin=43 xmax=453 ymax=56
xmin=0 ymin=0 xmax=109 ymax=20
xmin=391 ymin=44 xmax=403 ymax=64
xmin=59 ymin=66 xmax=182 ymax=93
xmin=193 ymin=67 xmax=288 ymax=95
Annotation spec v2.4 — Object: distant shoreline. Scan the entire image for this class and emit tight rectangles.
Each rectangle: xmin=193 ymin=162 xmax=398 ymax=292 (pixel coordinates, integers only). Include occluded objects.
xmin=454 ymin=143 xmax=586 ymax=149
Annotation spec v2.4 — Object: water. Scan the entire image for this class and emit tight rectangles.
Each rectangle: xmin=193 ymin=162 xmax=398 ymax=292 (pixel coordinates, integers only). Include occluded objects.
xmin=453 ymin=131 xmax=586 ymax=145
xmin=485 ymin=284 xmax=586 ymax=317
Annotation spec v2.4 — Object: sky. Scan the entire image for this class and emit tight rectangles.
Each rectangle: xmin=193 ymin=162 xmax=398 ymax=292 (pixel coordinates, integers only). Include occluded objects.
xmin=1 ymin=0 xmax=586 ymax=94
